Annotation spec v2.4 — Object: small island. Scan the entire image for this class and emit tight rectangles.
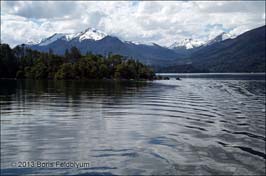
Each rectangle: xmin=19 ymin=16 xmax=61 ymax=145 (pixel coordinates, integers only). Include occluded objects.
xmin=0 ymin=44 xmax=155 ymax=80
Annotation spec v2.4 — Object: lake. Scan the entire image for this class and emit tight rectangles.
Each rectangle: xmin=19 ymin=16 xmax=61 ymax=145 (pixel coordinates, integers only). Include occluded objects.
xmin=1 ymin=74 xmax=265 ymax=175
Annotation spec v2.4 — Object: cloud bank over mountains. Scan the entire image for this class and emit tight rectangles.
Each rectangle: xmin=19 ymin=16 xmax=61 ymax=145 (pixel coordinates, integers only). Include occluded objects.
xmin=1 ymin=1 xmax=265 ymax=47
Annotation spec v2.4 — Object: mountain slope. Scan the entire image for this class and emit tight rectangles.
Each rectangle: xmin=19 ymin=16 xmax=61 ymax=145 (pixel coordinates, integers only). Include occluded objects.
xmin=189 ymin=25 xmax=265 ymax=72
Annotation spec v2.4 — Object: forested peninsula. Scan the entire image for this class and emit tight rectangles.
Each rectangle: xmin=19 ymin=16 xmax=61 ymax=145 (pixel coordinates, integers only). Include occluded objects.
xmin=0 ymin=44 xmax=155 ymax=80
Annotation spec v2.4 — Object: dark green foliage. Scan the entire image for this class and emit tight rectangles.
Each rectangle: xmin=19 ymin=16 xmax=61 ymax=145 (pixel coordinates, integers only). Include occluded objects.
xmin=0 ymin=43 xmax=155 ymax=80
xmin=16 ymin=70 xmax=24 ymax=79
xmin=69 ymin=46 xmax=81 ymax=62
xmin=0 ymin=44 xmax=18 ymax=77
xmin=31 ymin=60 xmax=48 ymax=79
xmin=55 ymin=63 xmax=75 ymax=80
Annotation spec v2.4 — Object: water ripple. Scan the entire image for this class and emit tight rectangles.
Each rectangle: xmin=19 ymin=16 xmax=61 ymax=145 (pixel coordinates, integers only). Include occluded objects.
xmin=0 ymin=78 xmax=265 ymax=175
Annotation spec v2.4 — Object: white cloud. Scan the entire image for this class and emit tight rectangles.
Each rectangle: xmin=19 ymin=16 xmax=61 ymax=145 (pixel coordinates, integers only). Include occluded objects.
xmin=1 ymin=1 xmax=265 ymax=47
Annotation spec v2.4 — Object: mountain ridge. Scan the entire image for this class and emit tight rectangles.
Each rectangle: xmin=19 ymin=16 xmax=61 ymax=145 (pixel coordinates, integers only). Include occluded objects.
xmin=23 ymin=25 xmax=265 ymax=72
xmin=162 ymin=25 xmax=266 ymax=73
xmin=25 ymin=28 xmax=181 ymax=66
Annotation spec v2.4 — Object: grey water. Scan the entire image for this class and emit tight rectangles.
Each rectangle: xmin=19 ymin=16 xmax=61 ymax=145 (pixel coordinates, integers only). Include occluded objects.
xmin=0 ymin=74 xmax=265 ymax=175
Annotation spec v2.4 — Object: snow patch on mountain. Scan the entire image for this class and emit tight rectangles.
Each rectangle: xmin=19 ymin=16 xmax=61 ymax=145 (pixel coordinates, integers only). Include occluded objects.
xmin=39 ymin=33 xmax=66 ymax=46
xmin=125 ymin=40 xmax=159 ymax=46
xmin=37 ymin=28 xmax=107 ymax=46
xmin=26 ymin=40 xmax=38 ymax=45
xmin=125 ymin=41 xmax=141 ymax=45
xmin=169 ymin=32 xmax=237 ymax=50
xmin=205 ymin=32 xmax=236 ymax=46
xmin=65 ymin=32 xmax=82 ymax=41
xmin=78 ymin=28 xmax=107 ymax=41
xmin=169 ymin=38 xmax=205 ymax=49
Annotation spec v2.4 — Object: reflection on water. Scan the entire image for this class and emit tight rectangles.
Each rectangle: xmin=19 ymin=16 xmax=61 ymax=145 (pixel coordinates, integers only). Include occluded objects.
xmin=0 ymin=76 xmax=265 ymax=175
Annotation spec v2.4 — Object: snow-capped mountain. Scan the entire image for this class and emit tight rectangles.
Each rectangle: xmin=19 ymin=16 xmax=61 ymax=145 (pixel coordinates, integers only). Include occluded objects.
xmin=25 ymin=27 xmax=179 ymax=66
xmin=35 ymin=28 xmax=107 ymax=46
xmin=205 ymin=32 xmax=235 ymax=46
xmin=21 ymin=25 xmax=265 ymax=71
xmin=169 ymin=32 xmax=237 ymax=51
xmin=169 ymin=38 xmax=205 ymax=50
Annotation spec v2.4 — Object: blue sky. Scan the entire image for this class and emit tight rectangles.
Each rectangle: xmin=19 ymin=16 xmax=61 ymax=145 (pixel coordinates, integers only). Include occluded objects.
xmin=1 ymin=1 xmax=265 ymax=47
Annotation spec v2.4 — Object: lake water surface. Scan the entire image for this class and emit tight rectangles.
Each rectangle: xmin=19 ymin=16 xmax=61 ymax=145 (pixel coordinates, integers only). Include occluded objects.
xmin=1 ymin=74 xmax=265 ymax=175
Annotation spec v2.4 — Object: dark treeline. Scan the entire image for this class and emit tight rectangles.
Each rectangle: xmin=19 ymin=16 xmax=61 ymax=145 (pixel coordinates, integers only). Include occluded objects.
xmin=0 ymin=44 xmax=155 ymax=80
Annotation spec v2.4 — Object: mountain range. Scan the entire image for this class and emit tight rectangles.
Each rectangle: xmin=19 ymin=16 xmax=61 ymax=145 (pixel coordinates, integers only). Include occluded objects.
xmin=26 ymin=28 xmax=179 ymax=66
xmin=24 ymin=25 xmax=266 ymax=72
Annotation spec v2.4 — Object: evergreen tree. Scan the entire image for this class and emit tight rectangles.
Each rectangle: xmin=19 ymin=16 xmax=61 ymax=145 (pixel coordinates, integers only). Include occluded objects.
xmin=64 ymin=49 xmax=70 ymax=62
xmin=70 ymin=46 xmax=81 ymax=62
